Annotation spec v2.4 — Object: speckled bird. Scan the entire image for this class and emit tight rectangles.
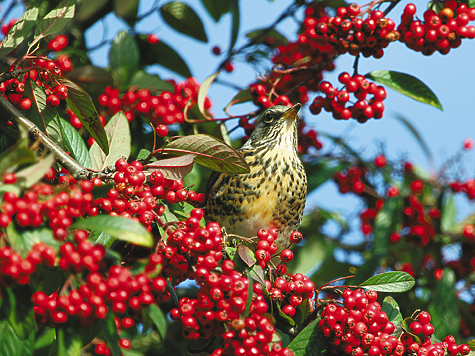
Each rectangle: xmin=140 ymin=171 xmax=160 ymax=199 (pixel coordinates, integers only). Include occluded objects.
xmin=205 ymin=104 xmax=307 ymax=251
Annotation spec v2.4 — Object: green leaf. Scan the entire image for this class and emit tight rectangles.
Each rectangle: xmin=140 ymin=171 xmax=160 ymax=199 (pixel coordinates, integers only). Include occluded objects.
xmin=160 ymin=2 xmax=208 ymax=43
xmin=23 ymin=79 xmax=59 ymax=135
xmin=110 ymin=31 xmax=139 ymax=88
xmin=15 ymin=153 xmax=55 ymax=189
xmin=401 ymin=317 xmax=421 ymax=344
xmin=89 ymin=111 xmax=131 ymax=171
xmin=441 ymin=192 xmax=456 ymax=232
xmin=365 ymin=70 xmax=442 ymax=110
xmin=229 ymin=0 xmax=239 ymax=52
xmin=381 ymin=296 xmax=403 ymax=335
xmin=144 ymin=304 xmax=167 ymax=339
xmin=226 ymin=88 xmax=253 ymax=107
xmin=59 ymin=117 xmax=92 ymax=168
xmin=306 ymin=160 xmax=352 ymax=193
xmin=33 ymin=327 xmax=55 ymax=352
xmin=360 ymin=271 xmax=415 ymax=292
xmin=428 ymin=268 xmax=460 ymax=340
xmin=114 ymin=0 xmax=139 ymax=26
xmin=72 ymin=215 xmax=153 ymax=247
xmin=144 ymin=154 xmax=194 ymax=180
xmin=0 ymin=317 xmax=35 ymax=356
xmin=198 ymin=72 xmax=219 ymax=118
xmin=8 ymin=225 xmax=60 ymax=258
xmin=55 ymin=76 xmax=109 ymax=155
xmin=34 ymin=0 xmax=75 ymax=37
xmin=246 ymin=28 xmax=288 ymax=46
xmin=287 ymin=317 xmax=325 ymax=356
xmin=373 ymin=197 xmax=402 ymax=255
xmin=0 ymin=7 xmax=39 ymax=57
xmin=137 ymin=37 xmax=192 ymax=78
xmin=0 ymin=146 xmax=35 ymax=177
xmin=128 ymin=70 xmax=174 ymax=92
xmin=161 ymin=134 xmax=250 ymax=174
xmin=200 ymin=0 xmax=229 ymax=21
xmin=90 ymin=231 xmax=115 ymax=248
xmin=136 ymin=148 xmax=152 ymax=161
xmin=100 ymin=313 xmax=121 ymax=356
xmin=56 ymin=325 xmax=83 ymax=356
xmin=243 ymin=271 xmax=253 ymax=317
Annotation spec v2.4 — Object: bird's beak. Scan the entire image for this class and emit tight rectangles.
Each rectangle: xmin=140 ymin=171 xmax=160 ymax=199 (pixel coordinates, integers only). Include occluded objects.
xmin=282 ymin=103 xmax=302 ymax=121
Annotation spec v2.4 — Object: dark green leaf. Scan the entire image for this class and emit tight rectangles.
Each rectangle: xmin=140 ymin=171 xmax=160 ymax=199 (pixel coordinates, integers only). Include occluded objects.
xmin=23 ymin=79 xmax=59 ymax=135
xmin=59 ymin=117 xmax=92 ymax=168
xmin=360 ymin=271 xmax=415 ymax=292
xmin=243 ymin=271 xmax=253 ymax=316
xmin=128 ymin=70 xmax=174 ymax=92
xmin=246 ymin=28 xmax=288 ymax=46
xmin=66 ymin=65 xmax=114 ymax=94
xmin=34 ymin=0 xmax=75 ymax=37
xmin=0 ymin=146 xmax=35 ymax=177
xmin=80 ymin=319 xmax=102 ymax=347
xmin=288 ymin=318 xmax=325 ymax=356
xmin=55 ymin=76 xmax=109 ymax=155
xmin=100 ymin=313 xmax=121 ymax=356
xmin=144 ymin=304 xmax=167 ymax=339
xmin=0 ymin=286 xmax=35 ymax=341
xmin=33 ymin=327 xmax=55 ymax=352
xmin=160 ymin=2 xmax=208 ymax=42
xmin=401 ymin=317 xmax=421 ymax=344
xmin=161 ymin=134 xmax=250 ymax=174
xmin=393 ymin=115 xmax=434 ymax=168
xmin=373 ymin=197 xmax=401 ymax=255
xmin=200 ymin=0 xmax=229 ymax=21
xmin=137 ymin=37 xmax=192 ymax=78
xmin=306 ymin=160 xmax=352 ymax=193
xmin=89 ymin=111 xmax=131 ymax=171
xmin=226 ymin=88 xmax=253 ymax=107
xmin=428 ymin=268 xmax=460 ymax=339
xmin=75 ymin=0 xmax=109 ymax=21
xmin=56 ymin=325 xmax=83 ymax=356
xmin=110 ymin=31 xmax=139 ymax=88
xmin=381 ymin=296 xmax=403 ymax=335
xmin=72 ymin=215 xmax=153 ymax=247
xmin=0 ymin=7 xmax=38 ymax=57
xmin=365 ymin=70 xmax=442 ymax=110
xmin=114 ymin=0 xmax=139 ymax=26
xmin=229 ymin=0 xmax=239 ymax=52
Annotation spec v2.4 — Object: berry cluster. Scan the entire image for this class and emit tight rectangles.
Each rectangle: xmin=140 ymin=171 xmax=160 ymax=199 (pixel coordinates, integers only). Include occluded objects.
xmin=254 ymin=228 xmax=280 ymax=268
xmin=270 ymin=273 xmax=314 ymax=318
xmin=308 ymin=4 xmax=399 ymax=58
xmin=170 ymin=259 xmax=295 ymax=356
xmin=319 ymin=289 xmax=397 ymax=356
xmin=249 ymin=84 xmax=294 ymax=109
xmin=333 ymin=166 xmax=367 ymax=195
xmin=449 ymin=178 xmax=475 ymax=200
xmin=398 ymin=1 xmax=475 ymax=55
xmin=97 ymin=77 xmax=212 ymax=134
xmin=310 ymin=74 xmax=387 ymax=122
xmin=0 ymin=243 xmax=55 ymax=287
xmin=0 ymin=74 xmax=32 ymax=111
xmin=47 ymin=34 xmax=68 ymax=52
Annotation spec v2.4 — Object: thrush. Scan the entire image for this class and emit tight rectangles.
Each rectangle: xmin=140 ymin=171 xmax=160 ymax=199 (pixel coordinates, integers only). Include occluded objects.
xmin=205 ymin=104 xmax=307 ymax=253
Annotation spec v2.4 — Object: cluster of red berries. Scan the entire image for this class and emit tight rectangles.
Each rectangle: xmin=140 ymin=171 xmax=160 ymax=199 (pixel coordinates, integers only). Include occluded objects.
xmin=308 ymin=4 xmax=399 ymax=59
xmin=32 ymin=249 xmax=171 ymax=327
xmin=310 ymin=74 xmax=387 ymax=122
xmin=254 ymin=228 xmax=280 ymax=268
xmin=320 ymin=289 xmax=397 ymax=356
xmin=97 ymin=77 xmax=212 ymax=135
xmin=249 ymin=84 xmax=294 ymax=109
xmin=57 ymin=230 xmax=105 ymax=273
xmin=0 ymin=243 xmax=55 ymax=287
xmin=449 ymin=178 xmax=475 ymax=200
xmin=47 ymin=34 xmax=68 ymax=52
xmin=0 ymin=74 xmax=32 ymax=111
xmin=170 ymin=258 xmax=295 ymax=356
xmin=398 ymin=1 xmax=475 ymax=55
xmin=269 ymin=272 xmax=314 ymax=318
xmin=333 ymin=166 xmax=367 ymax=195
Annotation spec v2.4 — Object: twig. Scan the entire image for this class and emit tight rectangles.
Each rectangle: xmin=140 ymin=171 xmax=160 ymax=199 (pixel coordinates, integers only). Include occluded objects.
xmin=0 ymin=95 xmax=92 ymax=180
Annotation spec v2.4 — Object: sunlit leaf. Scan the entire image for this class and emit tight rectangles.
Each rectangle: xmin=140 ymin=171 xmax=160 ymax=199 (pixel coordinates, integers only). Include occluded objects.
xmin=373 ymin=197 xmax=401 ymax=255
xmin=0 ymin=7 xmax=38 ymax=57
xmin=56 ymin=325 xmax=83 ymax=356
xmin=382 ymin=296 xmax=403 ymax=336
xmin=34 ymin=0 xmax=75 ymax=38
xmin=365 ymin=70 xmax=442 ymax=110
xmin=288 ymin=318 xmax=325 ymax=356
xmin=59 ymin=117 xmax=92 ymax=168
xmin=198 ymin=71 xmax=219 ymax=118
xmin=15 ymin=154 xmax=55 ymax=189
xmin=360 ymin=271 xmax=415 ymax=292
xmin=144 ymin=154 xmax=194 ymax=180
xmin=160 ymin=2 xmax=208 ymax=42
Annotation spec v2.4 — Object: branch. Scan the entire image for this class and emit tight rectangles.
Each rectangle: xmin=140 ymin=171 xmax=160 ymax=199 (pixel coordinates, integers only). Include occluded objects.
xmin=0 ymin=95 xmax=93 ymax=180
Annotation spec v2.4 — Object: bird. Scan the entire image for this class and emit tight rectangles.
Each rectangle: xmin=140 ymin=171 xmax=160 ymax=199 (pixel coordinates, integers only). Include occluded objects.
xmin=205 ymin=103 xmax=307 ymax=253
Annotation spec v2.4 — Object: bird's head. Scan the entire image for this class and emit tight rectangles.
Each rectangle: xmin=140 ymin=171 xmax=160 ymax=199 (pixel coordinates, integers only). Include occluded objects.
xmin=243 ymin=103 xmax=302 ymax=151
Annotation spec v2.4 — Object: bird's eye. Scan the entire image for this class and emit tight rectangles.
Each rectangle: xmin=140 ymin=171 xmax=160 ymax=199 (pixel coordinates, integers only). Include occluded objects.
xmin=263 ymin=113 xmax=274 ymax=123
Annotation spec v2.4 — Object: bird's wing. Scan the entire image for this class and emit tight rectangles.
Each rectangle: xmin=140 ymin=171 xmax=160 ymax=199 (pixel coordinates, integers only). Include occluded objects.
xmin=205 ymin=170 xmax=223 ymax=198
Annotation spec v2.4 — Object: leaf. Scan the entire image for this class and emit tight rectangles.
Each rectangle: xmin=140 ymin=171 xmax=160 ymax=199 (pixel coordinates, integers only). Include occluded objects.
xmin=0 ymin=7 xmax=39 ymax=57
xmin=55 ymin=76 xmax=109 ymax=155
xmin=393 ymin=114 xmax=434 ymax=168
xmin=128 ymin=70 xmax=174 ymax=92
xmin=144 ymin=304 xmax=167 ymax=339
xmin=0 ymin=146 xmax=35 ymax=177
xmin=243 ymin=271 xmax=253 ymax=316
xmin=382 ymin=296 xmax=403 ymax=335
xmin=401 ymin=317 xmax=421 ymax=344
xmin=365 ymin=70 xmax=443 ymax=110
xmin=56 ymin=325 xmax=83 ymax=356
xmin=110 ymin=31 xmax=139 ymax=88
xmin=8 ymin=225 xmax=60 ymax=258
xmin=14 ymin=153 xmax=55 ymax=189
xmin=91 ymin=231 xmax=115 ymax=248
xmin=360 ymin=271 xmax=415 ymax=292
xmin=198 ymin=72 xmax=219 ymax=118
xmin=287 ymin=318 xmax=326 ymax=356
xmin=72 ymin=215 xmax=153 ymax=247
xmin=237 ymin=244 xmax=256 ymax=267
xmin=89 ymin=111 xmax=131 ymax=171
xmin=34 ymin=0 xmax=75 ymax=37
xmin=114 ymin=0 xmax=139 ymax=26
xmin=248 ymin=264 xmax=266 ymax=286
xmin=228 ymin=0 xmax=239 ymax=52
xmin=59 ymin=117 xmax=92 ymax=168
xmin=161 ymin=134 xmax=250 ymax=174
xmin=23 ymin=79 xmax=58 ymax=134
xmin=428 ymin=268 xmax=460 ymax=340
xmin=144 ymin=154 xmax=194 ymax=180
xmin=160 ymin=2 xmax=208 ymax=43
xmin=137 ymin=36 xmax=192 ymax=78
xmin=441 ymin=192 xmax=456 ymax=232
xmin=373 ymin=197 xmax=402 ymax=255
xmin=200 ymin=0 xmax=229 ymax=21
xmin=226 ymin=88 xmax=253 ymax=107
xmin=306 ymin=160 xmax=352 ymax=193
xmin=0 ymin=318 xmax=34 ymax=356
xmin=100 ymin=313 xmax=121 ymax=356
xmin=246 ymin=28 xmax=288 ymax=46
xmin=33 ymin=327 xmax=55 ymax=352
xmin=137 ymin=148 xmax=152 ymax=161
